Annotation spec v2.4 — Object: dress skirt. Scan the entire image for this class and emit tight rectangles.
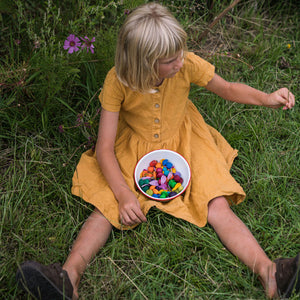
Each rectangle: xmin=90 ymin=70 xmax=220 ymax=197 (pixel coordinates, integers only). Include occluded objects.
xmin=72 ymin=100 xmax=246 ymax=230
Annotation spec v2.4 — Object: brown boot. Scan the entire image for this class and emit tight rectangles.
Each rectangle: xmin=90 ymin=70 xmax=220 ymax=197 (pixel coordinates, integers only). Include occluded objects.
xmin=275 ymin=253 xmax=300 ymax=298
xmin=16 ymin=261 xmax=73 ymax=300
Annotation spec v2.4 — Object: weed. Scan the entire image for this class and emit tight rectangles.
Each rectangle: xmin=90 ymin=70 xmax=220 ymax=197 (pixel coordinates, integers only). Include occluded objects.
xmin=1 ymin=1 xmax=299 ymax=299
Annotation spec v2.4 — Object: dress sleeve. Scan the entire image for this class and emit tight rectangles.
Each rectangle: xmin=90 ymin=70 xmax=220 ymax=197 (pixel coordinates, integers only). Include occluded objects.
xmin=186 ymin=52 xmax=215 ymax=87
xmin=99 ymin=67 xmax=124 ymax=112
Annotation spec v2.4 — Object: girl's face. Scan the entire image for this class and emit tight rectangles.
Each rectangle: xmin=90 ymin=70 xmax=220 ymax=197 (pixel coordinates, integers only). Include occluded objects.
xmin=157 ymin=51 xmax=184 ymax=82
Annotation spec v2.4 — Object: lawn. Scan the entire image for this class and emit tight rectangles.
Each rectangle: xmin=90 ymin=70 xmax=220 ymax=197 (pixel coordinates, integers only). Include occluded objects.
xmin=1 ymin=0 xmax=299 ymax=299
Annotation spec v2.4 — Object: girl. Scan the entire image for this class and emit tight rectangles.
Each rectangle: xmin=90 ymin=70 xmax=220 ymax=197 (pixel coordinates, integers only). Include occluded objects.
xmin=17 ymin=2 xmax=298 ymax=299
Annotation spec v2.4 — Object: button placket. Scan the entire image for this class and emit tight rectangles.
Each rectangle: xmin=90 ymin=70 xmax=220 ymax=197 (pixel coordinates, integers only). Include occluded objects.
xmin=153 ymin=94 xmax=161 ymax=141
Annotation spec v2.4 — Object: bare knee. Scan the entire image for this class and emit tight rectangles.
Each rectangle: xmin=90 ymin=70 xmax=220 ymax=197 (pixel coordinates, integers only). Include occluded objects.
xmin=207 ymin=196 xmax=230 ymax=225
xmin=92 ymin=207 xmax=105 ymax=218
xmin=86 ymin=208 xmax=112 ymax=230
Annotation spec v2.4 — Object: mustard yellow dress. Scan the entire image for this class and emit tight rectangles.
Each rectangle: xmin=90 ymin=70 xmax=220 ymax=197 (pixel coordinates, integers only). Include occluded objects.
xmin=72 ymin=52 xmax=246 ymax=229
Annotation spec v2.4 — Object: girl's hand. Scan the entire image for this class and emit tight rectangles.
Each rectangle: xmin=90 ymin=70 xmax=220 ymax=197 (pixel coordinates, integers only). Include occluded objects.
xmin=118 ymin=189 xmax=147 ymax=226
xmin=96 ymin=109 xmax=147 ymax=227
xmin=266 ymin=88 xmax=295 ymax=110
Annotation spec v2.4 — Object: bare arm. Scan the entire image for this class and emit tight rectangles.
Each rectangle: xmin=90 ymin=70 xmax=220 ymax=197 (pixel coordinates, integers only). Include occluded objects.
xmin=205 ymin=74 xmax=295 ymax=109
xmin=96 ymin=108 xmax=147 ymax=226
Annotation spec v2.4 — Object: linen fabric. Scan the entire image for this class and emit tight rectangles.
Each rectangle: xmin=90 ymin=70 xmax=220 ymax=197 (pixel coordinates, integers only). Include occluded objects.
xmin=72 ymin=52 xmax=246 ymax=230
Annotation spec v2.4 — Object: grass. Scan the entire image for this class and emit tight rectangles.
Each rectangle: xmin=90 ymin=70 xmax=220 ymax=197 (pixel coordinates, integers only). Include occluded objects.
xmin=1 ymin=0 xmax=299 ymax=299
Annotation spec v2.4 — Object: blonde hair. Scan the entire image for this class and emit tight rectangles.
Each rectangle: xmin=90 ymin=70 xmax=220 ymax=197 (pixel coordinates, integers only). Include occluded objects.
xmin=115 ymin=2 xmax=187 ymax=93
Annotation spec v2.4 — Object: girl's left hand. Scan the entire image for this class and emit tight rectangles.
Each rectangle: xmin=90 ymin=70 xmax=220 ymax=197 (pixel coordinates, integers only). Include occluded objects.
xmin=266 ymin=88 xmax=295 ymax=110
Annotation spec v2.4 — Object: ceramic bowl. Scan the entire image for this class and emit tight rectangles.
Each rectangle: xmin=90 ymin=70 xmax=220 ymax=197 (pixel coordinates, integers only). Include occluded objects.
xmin=134 ymin=149 xmax=191 ymax=201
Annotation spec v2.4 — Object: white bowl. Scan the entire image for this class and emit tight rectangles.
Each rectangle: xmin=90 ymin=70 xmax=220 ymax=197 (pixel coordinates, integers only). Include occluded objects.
xmin=134 ymin=149 xmax=191 ymax=201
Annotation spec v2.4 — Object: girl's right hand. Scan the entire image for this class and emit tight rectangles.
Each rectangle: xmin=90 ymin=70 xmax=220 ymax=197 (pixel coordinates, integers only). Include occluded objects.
xmin=118 ymin=189 xmax=147 ymax=226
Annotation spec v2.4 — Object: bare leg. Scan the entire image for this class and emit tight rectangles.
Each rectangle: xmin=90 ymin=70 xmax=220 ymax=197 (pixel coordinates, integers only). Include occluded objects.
xmin=63 ymin=208 xmax=112 ymax=299
xmin=207 ymin=196 xmax=278 ymax=298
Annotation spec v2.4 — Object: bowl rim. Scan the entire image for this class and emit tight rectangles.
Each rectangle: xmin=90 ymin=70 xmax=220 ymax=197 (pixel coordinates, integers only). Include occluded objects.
xmin=134 ymin=149 xmax=191 ymax=202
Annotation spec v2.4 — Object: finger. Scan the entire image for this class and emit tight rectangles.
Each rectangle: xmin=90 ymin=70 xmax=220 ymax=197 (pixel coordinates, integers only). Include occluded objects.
xmin=283 ymin=97 xmax=294 ymax=110
xmin=280 ymin=88 xmax=295 ymax=109
xmin=134 ymin=209 xmax=147 ymax=223
xmin=120 ymin=212 xmax=139 ymax=226
xmin=129 ymin=209 xmax=146 ymax=224
xmin=125 ymin=208 xmax=147 ymax=225
xmin=120 ymin=213 xmax=133 ymax=226
xmin=288 ymin=91 xmax=295 ymax=108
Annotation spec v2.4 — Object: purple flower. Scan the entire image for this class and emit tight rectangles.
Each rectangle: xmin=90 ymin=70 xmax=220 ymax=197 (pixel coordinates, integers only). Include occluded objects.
xmin=63 ymin=34 xmax=81 ymax=54
xmin=76 ymin=113 xmax=83 ymax=121
xmin=84 ymin=121 xmax=91 ymax=129
xmin=81 ymin=36 xmax=95 ymax=53
xmin=58 ymin=125 xmax=64 ymax=133
xmin=87 ymin=136 xmax=96 ymax=151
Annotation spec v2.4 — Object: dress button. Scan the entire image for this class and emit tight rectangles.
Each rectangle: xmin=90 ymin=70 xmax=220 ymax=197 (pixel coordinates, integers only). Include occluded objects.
xmin=154 ymin=118 xmax=160 ymax=123
xmin=154 ymin=134 xmax=159 ymax=138
xmin=155 ymin=103 xmax=160 ymax=108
